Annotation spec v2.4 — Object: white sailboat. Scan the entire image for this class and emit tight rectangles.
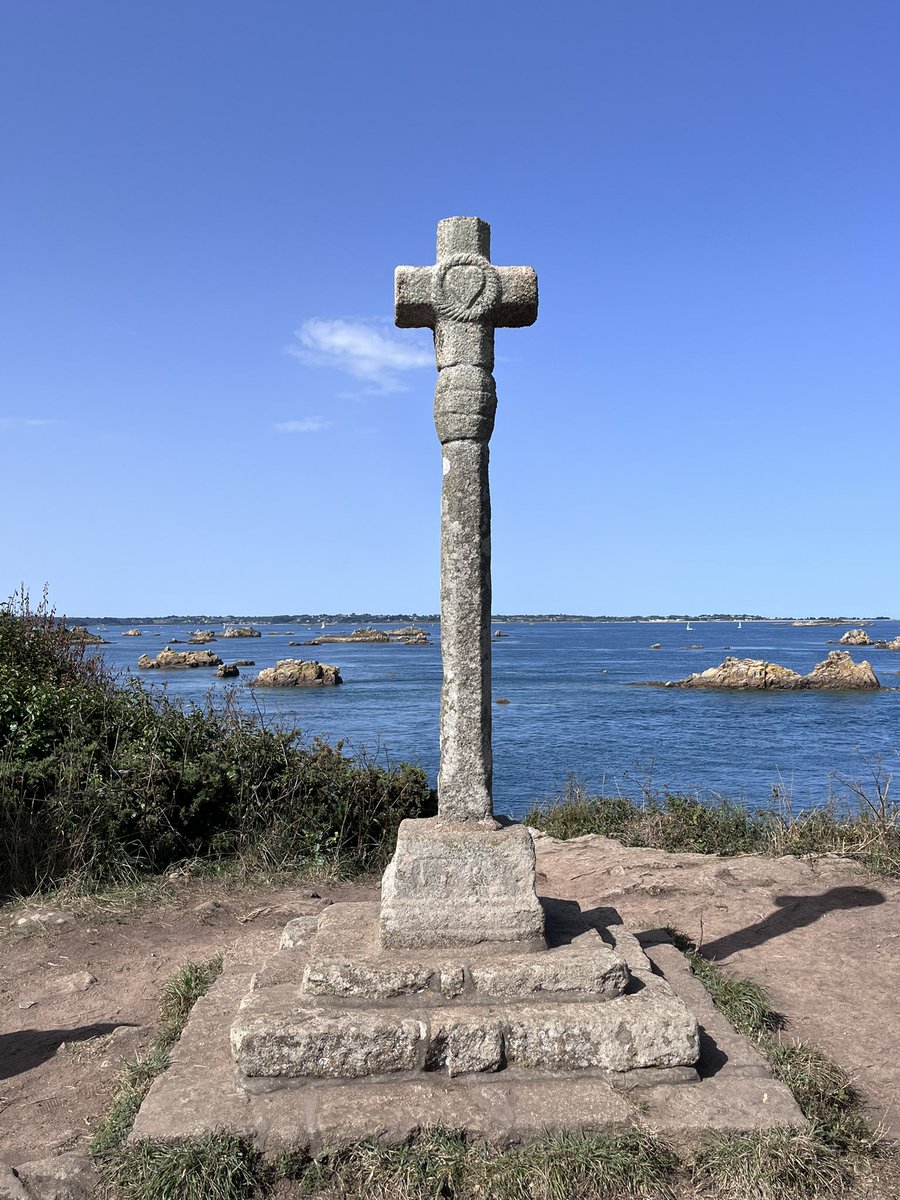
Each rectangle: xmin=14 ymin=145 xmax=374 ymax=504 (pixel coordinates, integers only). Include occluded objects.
xmin=685 ymin=621 xmax=693 ymax=631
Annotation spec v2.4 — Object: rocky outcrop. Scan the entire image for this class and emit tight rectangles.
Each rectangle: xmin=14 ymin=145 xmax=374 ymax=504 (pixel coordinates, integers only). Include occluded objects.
xmin=221 ymin=626 xmax=262 ymax=638
xmin=838 ymin=629 xmax=871 ymax=646
xmin=252 ymin=659 xmax=342 ymax=687
xmin=306 ymin=627 xmax=391 ymax=644
xmin=122 ymin=628 xmax=142 ymax=637
xmin=872 ymin=637 xmax=900 ymax=651
xmin=189 ymin=630 xmax=216 ymax=644
xmin=306 ymin=625 xmax=431 ymax=646
xmin=215 ymin=663 xmax=240 ymax=678
xmin=805 ymin=651 xmax=880 ymax=690
xmin=66 ymin=626 xmax=107 ymax=645
xmin=137 ymin=648 xmax=223 ymax=670
xmin=666 ymin=651 xmax=879 ymax=691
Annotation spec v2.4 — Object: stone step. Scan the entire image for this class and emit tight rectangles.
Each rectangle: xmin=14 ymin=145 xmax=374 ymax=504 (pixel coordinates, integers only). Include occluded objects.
xmin=290 ymin=902 xmax=631 ymax=1002
xmin=232 ymin=969 xmax=699 ymax=1085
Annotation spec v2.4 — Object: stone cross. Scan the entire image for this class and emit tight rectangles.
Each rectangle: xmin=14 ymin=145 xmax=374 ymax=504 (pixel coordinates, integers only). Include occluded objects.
xmin=396 ymin=217 xmax=538 ymax=823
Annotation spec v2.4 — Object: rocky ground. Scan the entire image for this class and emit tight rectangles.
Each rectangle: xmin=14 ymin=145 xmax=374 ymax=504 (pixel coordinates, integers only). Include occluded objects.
xmin=1 ymin=841 xmax=897 ymax=1196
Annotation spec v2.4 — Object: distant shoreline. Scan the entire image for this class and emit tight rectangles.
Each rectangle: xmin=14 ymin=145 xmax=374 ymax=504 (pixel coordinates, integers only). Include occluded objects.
xmin=67 ymin=613 xmax=892 ymax=626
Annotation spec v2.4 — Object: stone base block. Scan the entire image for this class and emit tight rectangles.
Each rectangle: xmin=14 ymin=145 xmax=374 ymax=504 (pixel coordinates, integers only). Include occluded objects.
xmin=295 ymin=900 xmax=628 ymax=1002
xmin=379 ymin=818 xmax=545 ymax=949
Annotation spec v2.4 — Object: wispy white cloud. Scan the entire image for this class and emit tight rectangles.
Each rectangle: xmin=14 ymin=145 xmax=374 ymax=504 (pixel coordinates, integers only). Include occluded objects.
xmin=0 ymin=417 xmax=57 ymax=430
xmin=287 ymin=318 xmax=431 ymax=393
xmin=273 ymin=417 xmax=331 ymax=434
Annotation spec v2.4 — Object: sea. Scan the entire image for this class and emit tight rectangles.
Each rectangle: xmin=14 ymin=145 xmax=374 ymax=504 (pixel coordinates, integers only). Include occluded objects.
xmin=93 ymin=620 xmax=900 ymax=820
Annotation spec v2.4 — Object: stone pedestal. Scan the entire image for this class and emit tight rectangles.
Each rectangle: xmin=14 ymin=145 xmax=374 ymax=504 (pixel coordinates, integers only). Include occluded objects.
xmin=379 ymin=819 xmax=546 ymax=950
xmin=230 ymin=897 xmax=700 ymax=1090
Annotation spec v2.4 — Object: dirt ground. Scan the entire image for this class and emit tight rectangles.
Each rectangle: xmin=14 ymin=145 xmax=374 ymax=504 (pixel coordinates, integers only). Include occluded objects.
xmin=1 ymin=839 xmax=897 ymax=1190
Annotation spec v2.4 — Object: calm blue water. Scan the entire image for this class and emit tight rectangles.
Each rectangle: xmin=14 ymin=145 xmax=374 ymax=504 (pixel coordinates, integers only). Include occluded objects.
xmin=94 ymin=621 xmax=900 ymax=819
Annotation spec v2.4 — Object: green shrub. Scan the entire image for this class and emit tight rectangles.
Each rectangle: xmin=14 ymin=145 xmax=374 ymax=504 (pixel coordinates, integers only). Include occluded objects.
xmin=0 ymin=593 xmax=432 ymax=896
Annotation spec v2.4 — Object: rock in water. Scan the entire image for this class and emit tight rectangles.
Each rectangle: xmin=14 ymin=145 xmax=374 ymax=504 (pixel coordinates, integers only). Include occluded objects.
xmin=221 ymin=626 xmax=262 ymax=638
xmin=138 ymin=649 xmax=223 ymax=669
xmin=121 ymin=628 xmax=142 ymax=637
xmin=252 ymin=659 xmax=342 ymax=687
xmin=838 ymin=628 xmax=872 ymax=646
xmin=215 ymin=663 xmax=240 ymax=678
xmin=667 ymin=652 xmax=879 ymax=691
xmin=805 ymin=651 xmax=879 ymax=689
xmin=66 ymin=625 xmax=107 ymax=645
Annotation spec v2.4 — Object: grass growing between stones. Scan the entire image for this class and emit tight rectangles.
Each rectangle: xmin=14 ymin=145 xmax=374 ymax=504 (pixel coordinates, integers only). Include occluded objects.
xmin=525 ymin=777 xmax=900 ymax=877
xmin=669 ymin=930 xmax=892 ymax=1197
xmin=89 ymin=953 xmax=223 ymax=1161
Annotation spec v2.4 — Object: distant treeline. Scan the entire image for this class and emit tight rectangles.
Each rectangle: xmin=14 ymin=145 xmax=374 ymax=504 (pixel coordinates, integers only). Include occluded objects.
xmin=67 ymin=612 xmax=890 ymax=625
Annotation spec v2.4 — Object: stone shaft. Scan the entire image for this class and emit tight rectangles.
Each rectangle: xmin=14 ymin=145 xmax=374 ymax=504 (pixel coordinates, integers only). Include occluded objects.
xmin=439 ymin=437 xmax=492 ymax=819
xmin=395 ymin=217 xmax=537 ymax=822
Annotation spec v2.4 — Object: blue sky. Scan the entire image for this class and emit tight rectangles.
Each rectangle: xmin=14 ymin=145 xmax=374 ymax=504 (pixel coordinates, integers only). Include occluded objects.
xmin=1 ymin=2 xmax=897 ymax=617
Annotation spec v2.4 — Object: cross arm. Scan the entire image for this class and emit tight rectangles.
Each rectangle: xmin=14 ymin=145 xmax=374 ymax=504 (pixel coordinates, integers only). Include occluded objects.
xmin=494 ymin=266 xmax=538 ymax=328
xmin=395 ymin=265 xmax=436 ymax=328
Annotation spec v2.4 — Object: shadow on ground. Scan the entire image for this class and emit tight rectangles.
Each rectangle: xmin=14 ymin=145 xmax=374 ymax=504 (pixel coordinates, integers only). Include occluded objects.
xmin=0 ymin=1024 xmax=131 ymax=1080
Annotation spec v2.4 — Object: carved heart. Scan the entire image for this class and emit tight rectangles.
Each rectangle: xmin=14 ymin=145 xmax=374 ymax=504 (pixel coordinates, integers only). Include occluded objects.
xmin=444 ymin=265 xmax=486 ymax=309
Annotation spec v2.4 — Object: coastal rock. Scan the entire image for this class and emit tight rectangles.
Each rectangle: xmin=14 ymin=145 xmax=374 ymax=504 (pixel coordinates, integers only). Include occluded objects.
xmin=137 ymin=649 xmax=223 ymax=670
xmin=189 ymin=630 xmax=216 ymax=644
xmin=215 ymin=663 xmax=240 ymax=678
xmin=221 ymin=626 xmax=262 ymax=638
xmin=669 ymin=657 xmax=805 ymax=690
xmin=667 ymin=652 xmax=879 ymax=691
xmin=252 ymin=659 xmax=342 ymax=687
xmin=838 ymin=629 xmax=871 ymax=646
xmin=121 ymin=628 xmax=142 ymax=637
xmin=66 ymin=626 xmax=106 ymax=645
xmin=872 ymin=637 xmax=900 ymax=651
xmin=805 ymin=651 xmax=879 ymax=690
xmin=231 ymin=659 xmax=256 ymax=667
xmin=305 ymin=625 xmax=431 ymax=646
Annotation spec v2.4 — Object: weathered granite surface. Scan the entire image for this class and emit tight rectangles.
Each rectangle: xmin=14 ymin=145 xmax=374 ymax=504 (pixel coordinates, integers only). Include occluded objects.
xmin=137 ymin=648 xmax=223 ymax=669
xmin=665 ymin=650 xmax=879 ymax=690
xmin=395 ymin=217 xmax=537 ymax=824
xmin=132 ymin=922 xmax=802 ymax=1155
xmin=251 ymin=659 xmax=342 ymax=687
xmin=380 ymin=819 xmax=546 ymax=949
xmin=230 ymin=899 xmax=699 ymax=1085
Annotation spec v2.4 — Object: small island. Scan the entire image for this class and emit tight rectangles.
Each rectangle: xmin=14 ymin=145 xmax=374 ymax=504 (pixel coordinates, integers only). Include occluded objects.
xmin=251 ymin=659 xmax=342 ymax=687
xmin=302 ymin=625 xmax=430 ymax=646
xmin=661 ymin=651 xmax=880 ymax=691
xmin=138 ymin=649 xmax=223 ymax=670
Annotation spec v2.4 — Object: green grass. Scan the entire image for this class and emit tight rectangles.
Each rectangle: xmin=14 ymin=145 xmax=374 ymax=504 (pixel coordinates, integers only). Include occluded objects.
xmin=665 ymin=929 xmax=781 ymax=1039
xmin=690 ymin=1127 xmax=845 ymax=1200
xmin=284 ymin=1128 xmax=680 ymax=1199
xmin=108 ymin=1133 xmax=260 ymax=1200
xmin=525 ymin=777 xmax=900 ymax=877
xmin=90 ymin=953 xmax=223 ymax=1161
